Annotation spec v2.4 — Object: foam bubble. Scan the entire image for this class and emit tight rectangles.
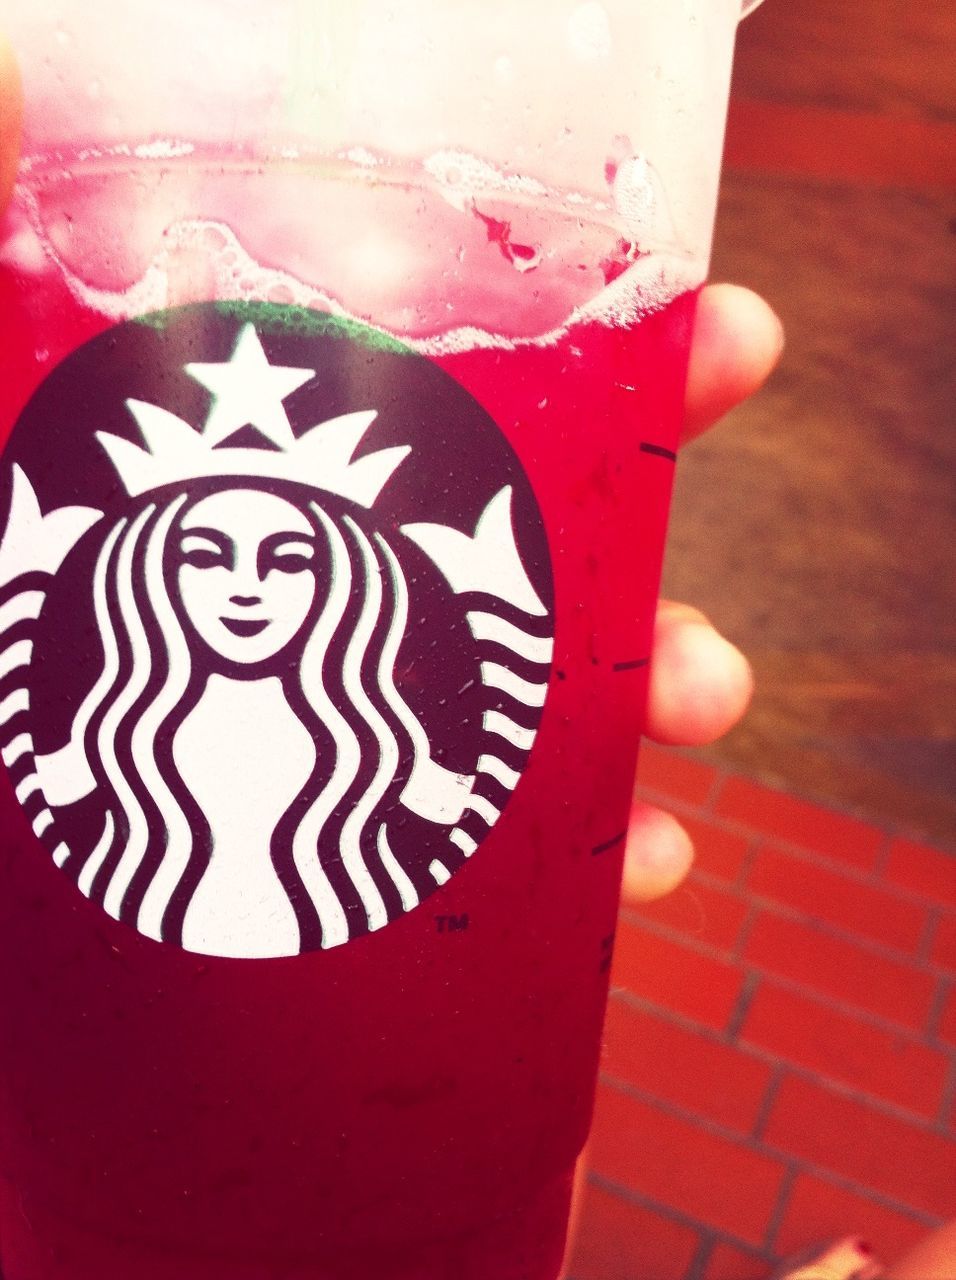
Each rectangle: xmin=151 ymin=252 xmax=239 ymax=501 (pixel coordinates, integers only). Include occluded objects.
xmin=342 ymin=147 xmax=381 ymax=168
xmin=16 ymin=144 xmax=701 ymax=356
xmin=132 ymin=140 xmax=195 ymax=160
xmin=424 ymin=150 xmax=550 ymax=204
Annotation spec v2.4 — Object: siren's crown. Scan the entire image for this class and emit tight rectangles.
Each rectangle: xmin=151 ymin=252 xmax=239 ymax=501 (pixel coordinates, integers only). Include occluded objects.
xmin=96 ymin=324 xmax=410 ymax=508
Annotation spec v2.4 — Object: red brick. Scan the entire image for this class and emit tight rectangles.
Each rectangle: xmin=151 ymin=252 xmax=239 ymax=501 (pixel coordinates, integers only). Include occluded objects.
xmin=589 ymin=1082 xmax=787 ymax=1245
xmin=740 ymin=983 xmax=948 ymax=1118
xmin=933 ymin=914 xmax=956 ymax=972
xmin=636 ymin=743 xmax=717 ymax=807
xmin=703 ymin=1242 xmax=768 ymax=1280
xmin=885 ymin=838 xmax=956 ymax=910
xmin=568 ymin=1181 xmax=700 ymax=1280
xmin=682 ymin=814 xmax=751 ymax=883
xmin=602 ymin=997 xmax=773 ymax=1134
xmin=636 ymin=876 xmax=749 ymax=951
xmin=776 ymin=1173 xmax=934 ymax=1266
xmin=939 ymin=984 xmax=956 ymax=1048
xmin=747 ymin=846 xmax=927 ymax=955
xmin=742 ymin=912 xmax=936 ymax=1031
xmin=763 ymin=1075 xmax=956 ymax=1219
xmin=611 ymin=921 xmax=745 ymax=1031
xmin=715 ymin=778 xmax=883 ymax=870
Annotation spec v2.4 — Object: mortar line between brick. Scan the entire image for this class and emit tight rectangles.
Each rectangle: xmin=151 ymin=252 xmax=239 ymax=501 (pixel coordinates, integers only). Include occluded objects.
xmin=635 ymin=784 xmax=956 ymax=884
xmin=585 ymin=1171 xmax=930 ymax=1280
xmin=691 ymin=867 xmax=747 ymax=894
xmin=610 ymin=984 xmax=921 ymax=1067
xmin=918 ymin=908 xmax=941 ymax=967
xmin=746 ymin=894 xmax=947 ymax=973
xmin=588 ymin=1150 xmax=944 ymax=1247
xmin=688 ymin=858 xmax=942 ymax=933
xmin=621 ymin=898 xmax=942 ymax=978
xmin=776 ymin=1161 xmax=945 ymax=1229
xmin=609 ymin=987 xmax=757 ymax=1050
xmin=612 ymin=951 xmax=948 ymax=1048
xmin=926 ymin=974 xmax=951 ymax=1041
xmin=734 ymin=835 xmax=763 ymax=891
xmin=684 ymin=1231 xmax=716 ymax=1280
xmin=937 ymin=1052 xmax=956 ymax=1136
xmin=637 ymin=777 xmax=883 ymax=842
xmin=618 ymin=906 xmax=739 ymax=964
xmin=599 ymin=1071 xmax=790 ymax=1158
xmin=752 ymin=1063 xmax=785 ymax=1142
xmin=584 ymin=1169 xmax=707 ymax=1238
xmin=634 ymin=783 xmax=941 ymax=885
xmin=585 ymin=1170 xmax=775 ymax=1262
xmin=702 ymin=762 xmax=726 ymax=815
xmin=641 ymin=761 xmax=956 ymax=856
xmin=602 ymin=1027 xmax=954 ymax=1133
xmin=732 ymin=899 xmax=761 ymax=963
xmin=726 ymin=967 xmax=760 ymax=1037
xmin=763 ymin=1162 xmax=799 ymax=1254
xmin=687 ymin=863 xmax=952 ymax=972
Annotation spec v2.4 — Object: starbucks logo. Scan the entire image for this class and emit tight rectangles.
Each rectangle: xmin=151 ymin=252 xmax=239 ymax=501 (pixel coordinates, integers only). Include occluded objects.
xmin=0 ymin=304 xmax=553 ymax=958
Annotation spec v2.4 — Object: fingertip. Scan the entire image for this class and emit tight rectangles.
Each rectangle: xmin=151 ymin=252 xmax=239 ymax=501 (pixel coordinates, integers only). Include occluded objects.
xmin=646 ymin=607 xmax=754 ymax=747
xmin=621 ymin=803 xmax=694 ymax=903
xmin=683 ymin=283 xmax=784 ymax=441
xmin=699 ymin=283 xmax=785 ymax=369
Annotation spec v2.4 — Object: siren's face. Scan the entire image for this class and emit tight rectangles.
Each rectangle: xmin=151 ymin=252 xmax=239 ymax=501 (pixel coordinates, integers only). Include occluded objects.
xmin=177 ymin=489 xmax=319 ymax=666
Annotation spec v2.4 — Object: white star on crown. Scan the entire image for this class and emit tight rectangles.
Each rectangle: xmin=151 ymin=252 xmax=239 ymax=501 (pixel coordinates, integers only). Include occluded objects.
xmin=96 ymin=324 xmax=411 ymax=508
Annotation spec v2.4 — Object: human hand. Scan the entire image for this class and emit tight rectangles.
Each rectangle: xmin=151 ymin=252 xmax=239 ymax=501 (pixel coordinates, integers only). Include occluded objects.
xmin=622 ymin=283 xmax=783 ymax=902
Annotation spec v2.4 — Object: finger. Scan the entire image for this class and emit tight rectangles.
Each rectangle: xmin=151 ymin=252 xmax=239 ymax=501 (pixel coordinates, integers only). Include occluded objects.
xmin=621 ymin=802 xmax=694 ymax=903
xmin=0 ymin=34 xmax=23 ymax=213
xmin=683 ymin=283 xmax=784 ymax=443
xmin=645 ymin=600 xmax=753 ymax=746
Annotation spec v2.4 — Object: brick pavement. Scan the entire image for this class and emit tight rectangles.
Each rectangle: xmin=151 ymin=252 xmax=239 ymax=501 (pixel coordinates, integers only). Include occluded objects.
xmin=567 ymin=743 xmax=956 ymax=1280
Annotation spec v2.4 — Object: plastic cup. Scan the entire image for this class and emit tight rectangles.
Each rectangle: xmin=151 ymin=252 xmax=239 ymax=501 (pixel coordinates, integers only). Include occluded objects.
xmin=0 ymin=3 xmax=753 ymax=1276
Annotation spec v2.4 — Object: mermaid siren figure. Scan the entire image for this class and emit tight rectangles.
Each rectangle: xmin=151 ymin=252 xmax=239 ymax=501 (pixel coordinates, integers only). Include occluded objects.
xmin=0 ymin=318 xmax=554 ymax=958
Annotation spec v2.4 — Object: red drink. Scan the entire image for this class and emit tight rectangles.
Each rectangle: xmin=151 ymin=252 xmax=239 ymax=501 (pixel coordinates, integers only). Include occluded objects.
xmin=0 ymin=116 xmax=698 ymax=1280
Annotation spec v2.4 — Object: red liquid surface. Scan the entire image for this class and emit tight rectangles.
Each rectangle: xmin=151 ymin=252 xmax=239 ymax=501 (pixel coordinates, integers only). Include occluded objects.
xmin=0 ymin=176 xmax=696 ymax=1279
